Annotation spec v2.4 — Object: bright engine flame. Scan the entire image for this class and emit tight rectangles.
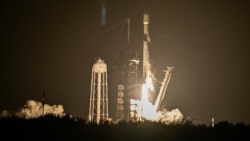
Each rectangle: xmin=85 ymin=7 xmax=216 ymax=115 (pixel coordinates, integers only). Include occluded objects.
xmin=141 ymin=76 xmax=157 ymax=120
xmin=140 ymin=75 xmax=184 ymax=123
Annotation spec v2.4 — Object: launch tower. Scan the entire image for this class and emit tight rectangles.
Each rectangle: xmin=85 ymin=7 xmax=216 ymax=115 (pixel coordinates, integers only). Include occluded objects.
xmin=116 ymin=13 xmax=150 ymax=122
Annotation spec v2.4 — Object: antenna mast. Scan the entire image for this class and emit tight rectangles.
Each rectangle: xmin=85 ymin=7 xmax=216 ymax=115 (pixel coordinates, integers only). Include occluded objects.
xmin=128 ymin=18 xmax=130 ymax=45
xmin=42 ymin=91 xmax=45 ymax=116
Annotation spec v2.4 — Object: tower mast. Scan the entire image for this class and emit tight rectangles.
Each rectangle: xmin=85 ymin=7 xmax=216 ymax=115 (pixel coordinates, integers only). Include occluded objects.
xmin=42 ymin=91 xmax=45 ymax=116
xmin=128 ymin=18 xmax=130 ymax=45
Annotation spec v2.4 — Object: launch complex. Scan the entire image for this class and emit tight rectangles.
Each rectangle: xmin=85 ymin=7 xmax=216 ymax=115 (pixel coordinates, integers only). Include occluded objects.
xmin=89 ymin=13 xmax=182 ymax=124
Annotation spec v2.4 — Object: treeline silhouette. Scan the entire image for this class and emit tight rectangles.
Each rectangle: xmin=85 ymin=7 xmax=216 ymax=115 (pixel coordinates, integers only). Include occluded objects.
xmin=0 ymin=115 xmax=249 ymax=141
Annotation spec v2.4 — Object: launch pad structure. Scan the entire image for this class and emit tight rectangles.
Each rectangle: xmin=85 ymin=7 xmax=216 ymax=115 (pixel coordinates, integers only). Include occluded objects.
xmin=88 ymin=13 xmax=174 ymax=123
xmin=116 ymin=14 xmax=150 ymax=122
xmin=116 ymin=13 xmax=174 ymax=122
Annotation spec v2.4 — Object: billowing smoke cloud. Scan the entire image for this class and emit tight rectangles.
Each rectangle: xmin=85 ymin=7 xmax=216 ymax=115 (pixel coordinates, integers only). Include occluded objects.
xmin=15 ymin=100 xmax=65 ymax=119
xmin=0 ymin=110 xmax=10 ymax=117
xmin=157 ymin=108 xmax=184 ymax=124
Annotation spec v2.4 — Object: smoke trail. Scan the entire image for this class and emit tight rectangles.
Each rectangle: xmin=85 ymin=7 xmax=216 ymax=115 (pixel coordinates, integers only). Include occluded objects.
xmin=15 ymin=100 xmax=65 ymax=119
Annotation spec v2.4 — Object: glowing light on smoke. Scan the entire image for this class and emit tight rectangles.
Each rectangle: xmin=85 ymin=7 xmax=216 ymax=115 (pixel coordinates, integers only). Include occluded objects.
xmin=0 ymin=110 xmax=10 ymax=117
xmin=157 ymin=109 xmax=184 ymax=124
xmin=15 ymin=100 xmax=65 ymax=119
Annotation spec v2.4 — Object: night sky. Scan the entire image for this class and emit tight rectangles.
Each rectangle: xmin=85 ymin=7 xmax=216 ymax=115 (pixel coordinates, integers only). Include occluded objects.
xmin=1 ymin=0 xmax=249 ymax=125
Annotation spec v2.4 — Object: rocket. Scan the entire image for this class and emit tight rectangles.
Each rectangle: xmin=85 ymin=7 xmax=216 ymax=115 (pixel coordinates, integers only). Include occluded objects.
xmin=143 ymin=13 xmax=151 ymax=79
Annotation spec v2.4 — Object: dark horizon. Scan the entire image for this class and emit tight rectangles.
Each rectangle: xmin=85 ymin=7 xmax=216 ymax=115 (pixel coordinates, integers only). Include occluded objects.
xmin=1 ymin=115 xmax=249 ymax=141
xmin=1 ymin=0 xmax=250 ymax=125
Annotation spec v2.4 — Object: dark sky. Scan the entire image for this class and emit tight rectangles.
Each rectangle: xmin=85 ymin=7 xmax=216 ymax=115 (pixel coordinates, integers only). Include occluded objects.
xmin=1 ymin=0 xmax=249 ymax=125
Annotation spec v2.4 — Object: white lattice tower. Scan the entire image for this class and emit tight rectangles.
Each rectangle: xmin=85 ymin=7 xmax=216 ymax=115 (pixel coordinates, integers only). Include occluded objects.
xmin=89 ymin=58 xmax=108 ymax=124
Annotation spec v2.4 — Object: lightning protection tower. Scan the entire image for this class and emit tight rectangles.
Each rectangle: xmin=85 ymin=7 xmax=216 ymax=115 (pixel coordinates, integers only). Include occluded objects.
xmin=89 ymin=58 xmax=109 ymax=124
